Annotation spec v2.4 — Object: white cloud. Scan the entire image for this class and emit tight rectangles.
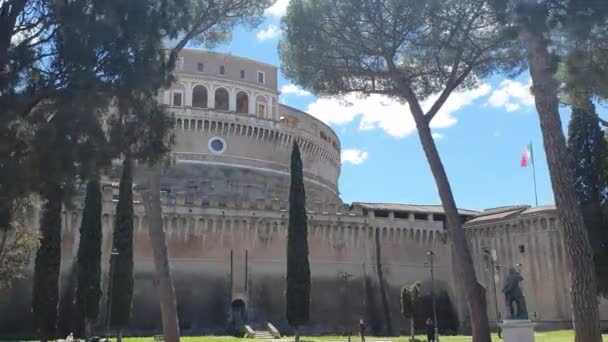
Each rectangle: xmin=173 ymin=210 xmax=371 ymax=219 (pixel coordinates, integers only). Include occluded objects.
xmin=432 ymin=132 xmax=444 ymax=140
xmin=305 ymin=84 xmax=491 ymax=139
xmin=281 ymin=84 xmax=312 ymax=96
xmin=256 ymin=24 xmax=282 ymax=41
xmin=265 ymin=0 xmax=289 ymax=17
xmin=488 ymin=79 xmax=534 ymax=112
xmin=341 ymin=149 xmax=369 ymax=165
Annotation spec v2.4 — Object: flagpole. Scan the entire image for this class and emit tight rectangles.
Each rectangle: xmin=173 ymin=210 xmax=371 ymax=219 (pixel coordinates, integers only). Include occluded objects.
xmin=531 ymin=143 xmax=538 ymax=207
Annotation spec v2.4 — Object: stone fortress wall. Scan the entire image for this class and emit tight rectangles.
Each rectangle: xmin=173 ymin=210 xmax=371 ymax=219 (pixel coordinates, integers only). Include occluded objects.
xmin=1 ymin=49 xmax=607 ymax=336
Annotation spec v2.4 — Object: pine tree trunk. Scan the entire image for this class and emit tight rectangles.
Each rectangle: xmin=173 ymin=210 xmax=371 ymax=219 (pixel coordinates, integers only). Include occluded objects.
xmin=410 ymin=317 xmax=414 ymax=342
xmin=405 ymin=93 xmax=491 ymax=342
xmin=518 ymin=28 xmax=601 ymax=342
xmin=142 ymin=167 xmax=181 ymax=342
xmin=295 ymin=326 xmax=300 ymax=342
xmin=117 ymin=329 xmax=122 ymax=342
xmin=374 ymin=229 xmax=393 ymax=336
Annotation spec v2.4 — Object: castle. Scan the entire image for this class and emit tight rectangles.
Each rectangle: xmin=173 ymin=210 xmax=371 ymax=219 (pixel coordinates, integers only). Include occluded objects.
xmin=1 ymin=49 xmax=606 ymax=336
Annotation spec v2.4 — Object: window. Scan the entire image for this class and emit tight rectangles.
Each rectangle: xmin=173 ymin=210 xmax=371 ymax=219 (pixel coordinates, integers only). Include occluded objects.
xmin=197 ymin=63 xmax=204 ymax=72
xmin=192 ymin=85 xmax=208 ymax=108
xmin=236 ymin=91 xmax=249 ymax=114
xmin=374 ymin=210 xmax=389 ymax=218
xmin=257 ymin=103 xmax=266 ymax=118
xmin=394 ymin=211 xmax=409 ymax=219
xmin=175 ymin=57 xmax=184 ymax=71
xmin=413 ymin=213 xmax=427 ymax=221
xmin=240 ymin=70 xmax=246 ymax=80
xmin=214 ymin=88 xmax=229 ymax=110
xmin=208 ymin=137 xmax=226 ymax=154
xmin=219 ymin=65 xmax=225 ymax=75
xmin=519 ymin=245 xmax=525 ymax=253
xmin=257 ymin=71 xmax=265 ymax=84
xmin=172 ymin=91 xmax=183 ymax=107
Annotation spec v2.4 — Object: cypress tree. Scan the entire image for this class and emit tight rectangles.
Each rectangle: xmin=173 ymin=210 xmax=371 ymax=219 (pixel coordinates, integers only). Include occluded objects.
xmin=286 ymin=142 xmax=310 ymax=342
xmin=32 ymin=186 xmax=63 ymax=342
xmin=75 ymin=176 xmax=103 ymax=337
xmin=567 ymin=105 xmax=608 ymax=296
xmin=109 ymin=156 xmax=134 ymax=341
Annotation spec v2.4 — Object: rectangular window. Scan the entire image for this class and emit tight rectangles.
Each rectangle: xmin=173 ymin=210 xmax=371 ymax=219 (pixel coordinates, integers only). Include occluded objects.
xmin=219 ymin=65 xmax=225 ymax=75
xmin=413 ymin=213 xmax=427 ymax=221
xmin=519 ymin=245 xmax=525 ymax=253
xmin=175 ymin=57 xmax=184 ymax=71
xmin=172 ymin=92 xmax=183 ymax=107
xmin=257 ymin=103 xmax=266 ymax=118
xmin=240 ymin=70 xmax=246 ymax=79
xmin=374 ymin=210 xmax=389 ymax=218
xmin=394 ymin=211 xmax=409 ymax=219
xmin=257 ymin=71 xmax=265 ymax=84
xmin=197 ymin=62 xmax=204 ymax=72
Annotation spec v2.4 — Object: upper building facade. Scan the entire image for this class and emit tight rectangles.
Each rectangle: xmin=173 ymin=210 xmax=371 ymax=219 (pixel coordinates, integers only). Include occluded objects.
xmin=153 ymin=49 xmax=341 ymax=207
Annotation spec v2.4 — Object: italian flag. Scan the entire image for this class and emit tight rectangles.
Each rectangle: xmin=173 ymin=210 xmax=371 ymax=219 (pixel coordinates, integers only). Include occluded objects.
xmin=520 ymin=143 xmax=533 ymax=167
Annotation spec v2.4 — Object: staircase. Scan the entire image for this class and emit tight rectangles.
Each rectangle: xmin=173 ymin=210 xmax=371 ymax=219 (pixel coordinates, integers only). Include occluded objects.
xmin=244 ymin=323 xmax=280 ymax=339
xmin=253 ymin=330 xmax=273 ymax=339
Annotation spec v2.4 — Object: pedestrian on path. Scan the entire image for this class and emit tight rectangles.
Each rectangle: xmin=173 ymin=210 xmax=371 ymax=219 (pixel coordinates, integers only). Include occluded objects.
xmin=359 ymin=318 xmax=366 ymax=342
xmin=426 ymin=318 xmax=435 ymax=342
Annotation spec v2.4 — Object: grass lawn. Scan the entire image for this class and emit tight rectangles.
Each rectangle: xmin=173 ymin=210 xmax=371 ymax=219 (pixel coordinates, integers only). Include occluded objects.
xmin=117 ymin=331 xmax=608 ymax=342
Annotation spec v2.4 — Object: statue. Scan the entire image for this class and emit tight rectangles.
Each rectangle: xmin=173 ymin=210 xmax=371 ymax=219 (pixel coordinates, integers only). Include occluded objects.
xmin=502 ymin=267 xmax=528 ymax=319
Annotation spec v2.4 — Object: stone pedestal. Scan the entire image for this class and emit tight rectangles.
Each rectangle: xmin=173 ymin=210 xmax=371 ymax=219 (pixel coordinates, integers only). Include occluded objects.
xmin=499 ymin=319 xmax=535 ymax=342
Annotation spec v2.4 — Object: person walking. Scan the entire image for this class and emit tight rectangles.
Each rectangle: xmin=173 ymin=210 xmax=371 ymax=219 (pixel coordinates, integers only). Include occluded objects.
xmin=426 ymin=318 xmax=436 ymax=342
xmin=359 ymin=318 xmax=366 ymax=342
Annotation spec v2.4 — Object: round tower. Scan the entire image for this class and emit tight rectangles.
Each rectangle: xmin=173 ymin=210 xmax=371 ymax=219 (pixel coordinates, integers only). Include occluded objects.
xmin=136 ymin=49 xmax=342 ymax=207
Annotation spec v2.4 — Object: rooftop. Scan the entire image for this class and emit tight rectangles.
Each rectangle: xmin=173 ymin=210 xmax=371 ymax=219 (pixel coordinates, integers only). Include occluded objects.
xmin=352 ymin=202 xmax=479 ymax=216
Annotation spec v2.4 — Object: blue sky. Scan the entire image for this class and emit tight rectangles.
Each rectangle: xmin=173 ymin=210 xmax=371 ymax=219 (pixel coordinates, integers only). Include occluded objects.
xmin=205 ymin=0 xmax=607 ymax=211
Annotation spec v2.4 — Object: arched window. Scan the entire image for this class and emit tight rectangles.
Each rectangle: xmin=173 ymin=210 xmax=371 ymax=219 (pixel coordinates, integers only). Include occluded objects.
xmin=214 ymin=87 xmax=229 ymax=111
xmin=192 ymin=85 xmax=208 ymax=108
xmin=236 ymin=91 xmax=249 ymax=114
xmin=256 ymin=95 xmax=268 ymax=119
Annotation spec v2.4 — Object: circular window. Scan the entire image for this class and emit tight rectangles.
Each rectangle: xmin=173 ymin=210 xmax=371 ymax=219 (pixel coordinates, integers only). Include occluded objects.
xmin=208 ymin=137 xmax=226 ymax=154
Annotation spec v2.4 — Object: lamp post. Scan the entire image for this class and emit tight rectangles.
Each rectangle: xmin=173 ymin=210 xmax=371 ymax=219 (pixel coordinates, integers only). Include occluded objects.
xmin=482 ymin=248 xmax=501 ymax=337
xmin=338 ymin=271 xmax=354 ymax=341
xmin=426 ymin=251 xmax=439 ymax=342
xmin=105 ymin=248 xmax=119 ymax=341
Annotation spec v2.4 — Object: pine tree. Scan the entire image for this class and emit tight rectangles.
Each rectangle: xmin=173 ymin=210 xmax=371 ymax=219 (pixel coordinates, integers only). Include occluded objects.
xmin=75 ymin=176 xmax=103 ymax=337
xmin=567 ymin=105 xmax=608 ymax=296
xmin=286 ymin=142 xmax=310 ymax=342
xmin=32 ymin=186 xmax=63 ymax=342
xmin=109 ymin=157 xmax=134 ymax=341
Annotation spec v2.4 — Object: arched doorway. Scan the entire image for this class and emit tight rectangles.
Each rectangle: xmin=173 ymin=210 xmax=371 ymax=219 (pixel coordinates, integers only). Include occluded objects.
xmin=231 ymin=299 xmax=246 ymax=328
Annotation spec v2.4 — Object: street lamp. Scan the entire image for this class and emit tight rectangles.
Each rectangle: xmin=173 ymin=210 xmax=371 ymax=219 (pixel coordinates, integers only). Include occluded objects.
xmin=482 ymin=248 xmax=501 ymax=337
xmin=105 ymin=248 xmax=119 ymax=341
xmin=338 ymin=271 xmax=354 ymax=341
xmin=426 ymin=251 xmax=439 ymax=342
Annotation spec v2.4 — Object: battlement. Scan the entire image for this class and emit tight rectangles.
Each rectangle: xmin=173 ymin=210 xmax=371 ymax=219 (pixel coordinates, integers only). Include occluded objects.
xmin=97 ymin=184 xmax=448 ymax=234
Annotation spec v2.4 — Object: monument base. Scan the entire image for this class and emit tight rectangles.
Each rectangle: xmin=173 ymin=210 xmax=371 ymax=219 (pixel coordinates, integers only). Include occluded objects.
xmin=499 ymin=319 xmax=535 ymax=342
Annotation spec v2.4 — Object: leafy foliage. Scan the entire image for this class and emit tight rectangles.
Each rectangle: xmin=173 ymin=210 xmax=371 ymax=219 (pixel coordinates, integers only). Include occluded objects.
xmin=286 ymin=142 xmax=311 ymax=329
xmin=32 ymin=186 xmax=63 ymax=341
xmin=75 ymin=177 xmax=103 ymax=335
xmin=0 ymin=197 xmax=38 ymax=290
xmin=110 ymin=157 xmax=135 ymax=331
xmin=401 ymin=283 xmax=421 ymax=319
xmin=567 ymin=105 xmax=608 ymax=296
